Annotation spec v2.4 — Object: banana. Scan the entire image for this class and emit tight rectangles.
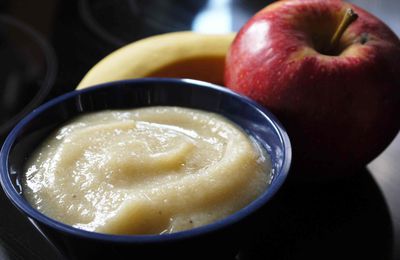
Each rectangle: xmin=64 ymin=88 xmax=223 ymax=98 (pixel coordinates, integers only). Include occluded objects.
xmin=77 ymin=31 xmax=235 ymax=89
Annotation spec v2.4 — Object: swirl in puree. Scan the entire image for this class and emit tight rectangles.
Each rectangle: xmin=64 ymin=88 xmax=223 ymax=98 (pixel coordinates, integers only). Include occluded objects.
xmin=24 ymin=107 xmax=272 ymax=234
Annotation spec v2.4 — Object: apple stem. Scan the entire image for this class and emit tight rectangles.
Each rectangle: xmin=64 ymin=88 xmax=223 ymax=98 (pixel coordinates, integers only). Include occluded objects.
xmin=328 ymin=8 xmax=358 ymax=53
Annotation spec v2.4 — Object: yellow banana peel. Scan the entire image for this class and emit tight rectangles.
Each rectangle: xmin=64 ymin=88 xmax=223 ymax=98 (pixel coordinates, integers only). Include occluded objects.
xmin=77 ymin=31 xmax=235 ymax=89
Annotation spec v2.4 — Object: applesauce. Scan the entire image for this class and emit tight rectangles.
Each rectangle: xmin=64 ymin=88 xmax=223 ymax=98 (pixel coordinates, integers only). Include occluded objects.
xmin=23 ymin=106 xmax=271 ymax=235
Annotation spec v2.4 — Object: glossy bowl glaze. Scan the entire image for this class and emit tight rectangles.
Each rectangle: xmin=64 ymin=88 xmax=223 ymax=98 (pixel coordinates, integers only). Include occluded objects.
xmin=0 ymin=78 xmax=291 ymax=259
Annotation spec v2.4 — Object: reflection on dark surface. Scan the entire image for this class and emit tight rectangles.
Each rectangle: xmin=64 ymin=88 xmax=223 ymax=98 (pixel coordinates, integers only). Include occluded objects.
xmin=238 ymin=169 xmax=393 ymax=260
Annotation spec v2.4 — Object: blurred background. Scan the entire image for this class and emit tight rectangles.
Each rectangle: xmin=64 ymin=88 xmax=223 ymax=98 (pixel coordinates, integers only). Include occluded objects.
xmin=0 ymin=0 xmax=399 ymax=259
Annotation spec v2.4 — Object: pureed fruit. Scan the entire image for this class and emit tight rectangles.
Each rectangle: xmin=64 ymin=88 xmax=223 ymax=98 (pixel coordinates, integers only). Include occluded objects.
xmin=23 ymin=106 xmax=272 ymax=235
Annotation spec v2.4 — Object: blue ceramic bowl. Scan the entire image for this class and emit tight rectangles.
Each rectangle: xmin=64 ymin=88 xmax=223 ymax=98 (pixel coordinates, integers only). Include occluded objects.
xmin=0 ymin=78 xmax=291 ymax=259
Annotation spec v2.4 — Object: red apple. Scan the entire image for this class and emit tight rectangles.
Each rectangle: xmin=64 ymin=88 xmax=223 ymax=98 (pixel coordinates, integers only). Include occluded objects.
xmin=225 ymin=0 xmax=400 ymax=176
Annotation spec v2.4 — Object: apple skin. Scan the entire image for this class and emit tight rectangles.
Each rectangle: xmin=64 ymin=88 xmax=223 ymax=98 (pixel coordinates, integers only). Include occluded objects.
xmin=225 ymin=0 xmax=400 ymax=176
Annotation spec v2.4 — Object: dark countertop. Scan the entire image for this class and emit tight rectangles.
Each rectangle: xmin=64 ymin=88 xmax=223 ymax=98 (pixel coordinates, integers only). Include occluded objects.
xmin=0 ymin=0 xmax=399 ymax=259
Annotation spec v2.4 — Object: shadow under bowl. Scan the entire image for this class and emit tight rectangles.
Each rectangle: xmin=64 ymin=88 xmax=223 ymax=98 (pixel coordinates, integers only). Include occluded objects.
xmin=0 ymin=78 xmax=291 ymax=259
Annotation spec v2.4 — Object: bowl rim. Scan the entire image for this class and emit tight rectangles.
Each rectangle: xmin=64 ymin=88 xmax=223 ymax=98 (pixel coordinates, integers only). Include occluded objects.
xmin=0 ymin=78 xmax=291 ymax=243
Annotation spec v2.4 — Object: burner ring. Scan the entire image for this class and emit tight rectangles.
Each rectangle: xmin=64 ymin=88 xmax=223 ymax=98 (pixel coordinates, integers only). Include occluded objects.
xmin=78 ymin=0 xmax=126 ymax=46
xmin=78 ymin=0 xmax=209 ymax=47
xmin=0 ymin=15 xmax=57 ymax=140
